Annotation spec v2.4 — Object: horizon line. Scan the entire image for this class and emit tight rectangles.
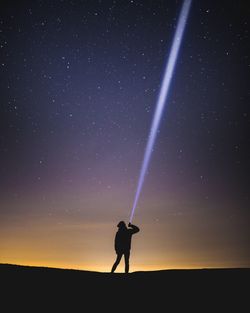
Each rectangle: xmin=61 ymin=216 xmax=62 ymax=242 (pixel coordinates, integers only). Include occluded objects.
xmin=1 ymin=262 xmax=249 ymax=273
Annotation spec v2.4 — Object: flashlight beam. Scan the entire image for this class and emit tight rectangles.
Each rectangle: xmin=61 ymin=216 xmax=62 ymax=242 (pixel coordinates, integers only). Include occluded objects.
xmin=129 ymin=0 xmax=192 ymax=222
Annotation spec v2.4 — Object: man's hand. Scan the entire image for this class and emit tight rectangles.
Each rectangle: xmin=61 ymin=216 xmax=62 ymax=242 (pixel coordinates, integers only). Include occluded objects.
xmin=128 ymin=222 xmax=132 ymax=227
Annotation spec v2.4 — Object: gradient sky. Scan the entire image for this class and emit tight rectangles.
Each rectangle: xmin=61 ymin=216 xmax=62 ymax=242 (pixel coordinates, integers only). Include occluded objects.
xmin=1 ymin=0 xmax=249 ymax=272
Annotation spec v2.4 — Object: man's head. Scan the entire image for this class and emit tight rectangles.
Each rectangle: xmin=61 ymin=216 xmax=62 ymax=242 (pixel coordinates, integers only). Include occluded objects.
xmin=117 ymin=221 xmax=126 ymax=229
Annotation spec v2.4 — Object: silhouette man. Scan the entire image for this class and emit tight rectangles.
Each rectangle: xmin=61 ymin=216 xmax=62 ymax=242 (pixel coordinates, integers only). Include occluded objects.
xmin=111 ymin=221 xmax=140 ymax=273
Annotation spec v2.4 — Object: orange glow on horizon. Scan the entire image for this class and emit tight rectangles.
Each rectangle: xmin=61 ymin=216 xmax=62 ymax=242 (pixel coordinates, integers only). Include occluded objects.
xmin=1 ymin=259 xmax=247 ymax=273
xmin=1 ymin=198 xmax=249 ymax=272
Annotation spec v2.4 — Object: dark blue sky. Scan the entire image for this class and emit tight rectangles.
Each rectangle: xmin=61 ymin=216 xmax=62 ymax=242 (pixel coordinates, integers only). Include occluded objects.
xmin=0 ymin=0 xmax=249 ymax=270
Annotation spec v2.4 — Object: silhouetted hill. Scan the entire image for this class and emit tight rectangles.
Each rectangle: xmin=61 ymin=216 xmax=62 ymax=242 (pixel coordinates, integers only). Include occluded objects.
xmin=1 ymin=263 xmax=249 ymax=311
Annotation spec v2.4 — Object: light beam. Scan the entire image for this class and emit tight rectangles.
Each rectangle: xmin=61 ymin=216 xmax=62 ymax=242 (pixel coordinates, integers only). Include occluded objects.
xmin=129 ymin=0 xmax=192 ymax=222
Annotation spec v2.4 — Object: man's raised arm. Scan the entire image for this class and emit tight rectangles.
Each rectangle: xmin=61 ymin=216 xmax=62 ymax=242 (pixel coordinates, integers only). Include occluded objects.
xmin=128 ymin=222 xmax=140 ymax=234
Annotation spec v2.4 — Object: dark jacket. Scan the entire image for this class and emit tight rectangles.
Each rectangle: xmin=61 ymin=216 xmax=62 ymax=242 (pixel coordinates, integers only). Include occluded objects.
xmin=115 ymin=224 xmax=140 ymax=253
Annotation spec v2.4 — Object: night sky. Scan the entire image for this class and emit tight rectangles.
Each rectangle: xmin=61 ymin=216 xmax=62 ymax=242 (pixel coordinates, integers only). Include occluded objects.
xmin=1 ymin=0 xmax=249 ymax=272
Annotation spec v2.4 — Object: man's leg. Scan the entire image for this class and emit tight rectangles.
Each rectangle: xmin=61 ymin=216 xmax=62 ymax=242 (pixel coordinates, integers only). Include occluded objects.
xmin=124 ymin=251 xmax=130 ymax=273
xmin=111 ymin=253 xmax=122 ymax=273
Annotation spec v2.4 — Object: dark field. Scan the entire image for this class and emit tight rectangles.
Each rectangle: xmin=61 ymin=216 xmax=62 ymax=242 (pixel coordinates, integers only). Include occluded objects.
xmin=1 ymin=263 xmax=249 ymax=311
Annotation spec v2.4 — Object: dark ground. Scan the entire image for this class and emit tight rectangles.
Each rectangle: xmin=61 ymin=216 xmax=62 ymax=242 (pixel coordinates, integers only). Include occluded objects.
xmin=1 ymin=263 xmax=249 ymax=311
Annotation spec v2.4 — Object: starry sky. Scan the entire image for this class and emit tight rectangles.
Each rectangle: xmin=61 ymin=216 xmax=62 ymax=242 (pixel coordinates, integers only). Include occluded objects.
xmin=0 ymin=0 xmax=249 ymax=272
